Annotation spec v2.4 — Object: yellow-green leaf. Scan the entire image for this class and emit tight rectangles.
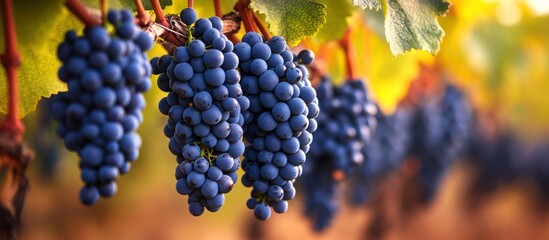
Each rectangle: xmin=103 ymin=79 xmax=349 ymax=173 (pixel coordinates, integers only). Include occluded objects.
xmin=315 ymin=0 xmax=355 ymax=42
xmin=0 ymin=0 xmax=71 ymax=118
xmin=250 ymin=0 xmax=327 ymax=46
xmin=383 ymin=0 xmax=450 ymax=55
xmin=0 ymin=0 xmax=64 ymax=50
xmin=0 ymin=47 xmax=68 ymax=118
xmin=353 ymin=0 xmax=382 ymax=10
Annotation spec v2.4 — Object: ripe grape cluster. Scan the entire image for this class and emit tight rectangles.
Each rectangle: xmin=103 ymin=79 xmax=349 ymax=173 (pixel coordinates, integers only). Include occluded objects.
xmin=301 ymin=77 xmax=377 ymax=231
xmin=51 ymin=10 xmax=153 ymax=205
xmin=409 ymin=84 xmax=471 ymax=203
xmin=308 ymin=77 xmax=377 ymax=174
xmin=439 ymin=85 xmax=472 ymax=163
xmin=467 ymin=130 xmax=521 ymax=198
xmin=347 ymin=106 xmax=412 ymax=205
xmin=236 ymin=32 xmax=319 ymax=220
xmin=151 ymin=8 xmax=247 ymax=216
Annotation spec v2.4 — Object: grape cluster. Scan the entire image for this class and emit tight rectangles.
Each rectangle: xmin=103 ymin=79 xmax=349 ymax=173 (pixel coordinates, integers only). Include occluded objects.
xmin=151 ymin=8 xmax=247 ymax=216
xmin=51 ymin=10 xmax=153 ymax=205
xmin=439 ymin=85 xmax=472 ymax=163
xmin=301 ymin=77 xmax=376 ymax=230
xmin=515 ymin=142 xmax=549 ymax=199
xmin=236 ymin=32 xmax=319 ymax=220
xmin=467 ymin=130 xmax=521 ymax=198
xmin=409 ymin=84 xmax=471 ymax=203
xmin=408 ymin=100 xmax=445 ymax=203
xmin=301 ymin=154 xmax=339 ymax=231
xmin=308 ymin=77 xmax=377 ymax=174
xmin=347 ymin=106 xmax=412 ymax=206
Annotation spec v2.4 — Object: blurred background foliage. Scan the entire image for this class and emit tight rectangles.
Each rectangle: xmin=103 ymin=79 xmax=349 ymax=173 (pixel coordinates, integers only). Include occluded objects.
xmin=15 ymin=0 xmax=549 ymax=239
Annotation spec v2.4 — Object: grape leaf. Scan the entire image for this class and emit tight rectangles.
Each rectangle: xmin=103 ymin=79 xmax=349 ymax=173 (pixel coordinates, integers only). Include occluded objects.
xmin=383 ymin=0 xmax=451 ymax=55
xmin=315 ymin=0 xmax=355 ymax=42
xmin=0 ymin=0 xmax=71 ymax=118
xmin=0 ymin=0 xmax=64 ymax=50
xmin=250 ymin=0 xmax=327 ymax=46
xmin=353 ymin=0 xmax=382 ymax=10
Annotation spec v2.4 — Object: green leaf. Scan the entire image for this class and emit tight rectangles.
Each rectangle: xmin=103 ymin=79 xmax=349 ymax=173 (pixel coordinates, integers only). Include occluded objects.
xmin=383 ymin=0 xmax=450 ymax=55
xmin=82 ymin=0 xmax=173 ymax=11
xmin=250 ymin=0 xmax=327 ymax=46
xmin=315 ymin=0 xmax=355 ymax=42
xmin=0 ymin=0 xmax=65 ymax=50
xmin=0 ymin=47 xmax=68 ymax=118
xmin=353 ymin=0 xmax=382 ymax=10
xmin=0 ymin=0 xmax=71 ymax=118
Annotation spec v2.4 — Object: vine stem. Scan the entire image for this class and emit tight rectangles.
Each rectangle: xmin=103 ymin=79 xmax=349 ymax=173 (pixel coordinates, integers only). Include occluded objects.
xmin=228 ymin=33 xmax=240 ymax=45
xmin=214 ymin=0 xmax=222 ymax=18
xmin=213 ymin=0 xmax=239 ymax=44
xmin=65 ymin=0 xmax=101 ymax=27
xmin=340 ymin=29 xmax=357 ymax=81
xmin=100 ymin=0 xmax=106 ymax=23
xmin=252 ymin=12 xmax=270 ymax=41
xmin=150 ymin=0 xmax=169 ymax=27
xmin=134 ymin=0 xmax=151 ymax=26
xmin=0 ymin=0 xmax=24 ymax=141
xmin=309 ymin=42 xmax=333 ymax=86
xmin=235 ymin=0 xmax=257 ymax=32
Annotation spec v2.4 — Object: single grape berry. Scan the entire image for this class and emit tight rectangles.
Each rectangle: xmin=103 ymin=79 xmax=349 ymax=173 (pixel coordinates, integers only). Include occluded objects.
xmin=297 ymin=50 xmax=315 ymax=65
xmin=180 ymin=8 xmax=198 ymax=25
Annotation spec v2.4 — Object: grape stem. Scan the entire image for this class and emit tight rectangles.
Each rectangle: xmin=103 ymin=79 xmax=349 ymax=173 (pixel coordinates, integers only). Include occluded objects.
xmin=66 ymin=1 xmax=242 ymax=54
xmin=134 ymin=0 xmax=152 ymax=27
xmin=228 ymin=34 xmax=240 ymax=45
xmin=0 ymin=0 xmax=24 ymax=141
xmin=214 ymin=0 xmax=222 ymax=18
xmin=252 ymin=12 xmax=270 ymax=41
xmin=100 ymin=0 xmax=107 ymax=23
xmin=221 ymin=12 xmax=242 ymax=44
xmin=308 ymin=42 xmax=333 ymax=86
xmin=340 ymin=29 xmax=357 ymax=82
xmin=188 ymin=0 xmax=194 ymax=8
xmin=214 ymin=2 xmax=242 ymax=43
xmin=0 ymin=2 xmax=32 ymax=234
xmin=235 ymin=0 xmax=257 ymax=33
xmin=65 ymin=0 xmax=101 ymax=27
xmin=150 ymin=0 xmax=170 ymax=27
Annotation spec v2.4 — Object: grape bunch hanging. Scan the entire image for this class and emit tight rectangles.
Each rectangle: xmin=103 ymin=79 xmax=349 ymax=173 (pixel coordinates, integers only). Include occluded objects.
xmin=236 ymin=32 xmax=319 ymax=220
xmin=148 ymin=6 xmax=319 ymax=220
xmin=302 ymin=76 xmax=377 ymax=230
xmin=51 ymin=9 xmax=153 ymax=205
xmin=151 ymin=7 xmax=246 ymax=216
xmin=45 ymin=0 xmax=473 ymax=227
